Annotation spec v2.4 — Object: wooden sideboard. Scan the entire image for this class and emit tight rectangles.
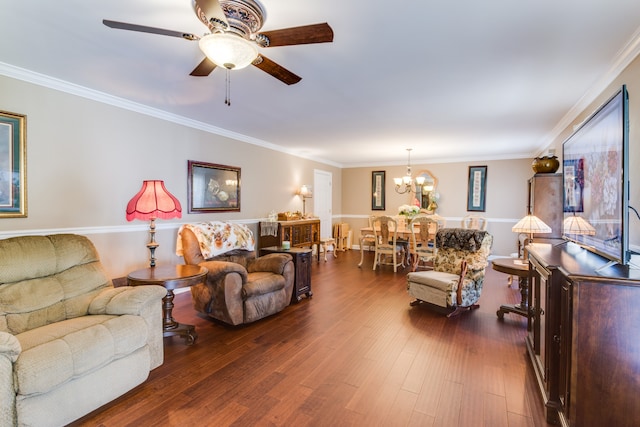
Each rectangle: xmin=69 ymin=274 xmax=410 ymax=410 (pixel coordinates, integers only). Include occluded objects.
xmin=258 ymin=219 xmax=321 ymax=261
xmin=527 ymin=242 xmax=640 ymax=426
xmin=530 ymin=173 xmax=563 ymax=238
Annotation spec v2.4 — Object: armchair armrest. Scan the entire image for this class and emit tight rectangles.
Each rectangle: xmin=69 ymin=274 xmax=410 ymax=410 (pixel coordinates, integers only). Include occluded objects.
xmin=0 ymin=332 xmax=21 ymax=362
xmin=193 ymin=260 xmax=248 ymax=325
xmin=0 ymin=332 xmax=20 ymax=425
xmin=88 ymin=286 xmax=167 ymax=316
xmin=455 ymin=260 xmax=468 ymax=305
xmin=88 ymin=285 xmax=167 ymax=369
xmin=200 ymin=260 xmax=248 ymax=284
xmin=247 ymin=253 xmax=292 ymax=275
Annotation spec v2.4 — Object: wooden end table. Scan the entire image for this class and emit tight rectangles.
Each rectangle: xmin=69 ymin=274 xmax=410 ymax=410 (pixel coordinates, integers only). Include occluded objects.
xmin=127 ymin=264 xmax=207 ymax=345
xmin=493 ymin=258 xmax=530 ymax=320
xmin=260 ymin=246 xmax=312 ymax=303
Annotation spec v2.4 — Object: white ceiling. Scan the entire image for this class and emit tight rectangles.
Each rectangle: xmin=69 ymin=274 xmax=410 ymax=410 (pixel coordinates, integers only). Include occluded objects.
xmin=1 ymin=0 xmax=640 ymax=167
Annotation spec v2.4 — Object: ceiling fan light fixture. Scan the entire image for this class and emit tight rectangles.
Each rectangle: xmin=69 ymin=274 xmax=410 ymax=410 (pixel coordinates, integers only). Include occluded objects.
xmin=199 ymin=33 xmax=258 ymax=70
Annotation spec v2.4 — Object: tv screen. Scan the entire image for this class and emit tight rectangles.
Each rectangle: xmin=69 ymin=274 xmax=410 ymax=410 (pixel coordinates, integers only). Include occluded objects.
xmin=562 ymin=85 xmax=629 ymax=265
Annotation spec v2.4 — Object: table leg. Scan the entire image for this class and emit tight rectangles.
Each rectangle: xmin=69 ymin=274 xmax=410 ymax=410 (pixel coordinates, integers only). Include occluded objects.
xmin=497 ymin=276 xmax=530 ymax=320
xmin=358 ymin=236 xmax=366 ymax=267
xmin=162 ymin=289 xmax=197 ymax=345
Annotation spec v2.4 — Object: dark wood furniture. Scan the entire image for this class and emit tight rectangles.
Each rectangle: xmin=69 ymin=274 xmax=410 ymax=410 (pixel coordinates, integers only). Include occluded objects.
xmin=260 ymin=246 xmax=312 ymax=303
xmin=259 ymin=219 xmax=321 ymax=261
xmin=493 ymin=258 xmax=529 ymax=319
xmin=527 ymin=241 xmax=640 ymax=426
xmin=529 ymin=173 xmax=563 ymax=239
xmin=127 ymin=264 xmax=207 ymax=345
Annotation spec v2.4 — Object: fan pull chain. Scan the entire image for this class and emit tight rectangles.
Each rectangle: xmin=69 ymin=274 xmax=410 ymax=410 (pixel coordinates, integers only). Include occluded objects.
xmin=225 ymin=68 xmax=231 ymax=106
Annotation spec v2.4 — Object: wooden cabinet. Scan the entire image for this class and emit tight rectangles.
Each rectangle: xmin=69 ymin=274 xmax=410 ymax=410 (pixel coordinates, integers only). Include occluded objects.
xmin=260 ymin=246 xmax=312 ymax=303
xmin=529 ymin=173 xmax=563 ymax=239
xmin=527 ymin=242 xmax=640 ymax=426
xmin=527 ymin=245 xmax=563 ymax=423
xmin=258 ymin=219 xmax=320 ymax=261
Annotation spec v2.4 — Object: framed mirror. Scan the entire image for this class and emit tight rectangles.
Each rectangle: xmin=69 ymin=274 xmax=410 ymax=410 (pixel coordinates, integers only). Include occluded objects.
xmin=412 ymin=170 xmax=438 ymax=212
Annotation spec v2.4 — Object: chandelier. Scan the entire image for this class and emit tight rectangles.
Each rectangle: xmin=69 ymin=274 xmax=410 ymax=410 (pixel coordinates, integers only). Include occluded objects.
xmin=394 ymin=148 xmax=425 ymax=194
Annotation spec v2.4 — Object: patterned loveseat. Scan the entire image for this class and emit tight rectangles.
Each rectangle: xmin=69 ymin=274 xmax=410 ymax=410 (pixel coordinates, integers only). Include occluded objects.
xmin=406 ymin=228 xmax=493 ymax=316
xmin=177 ymin=222 xmax=295 ymax=326
xmin=0 ymin=234 xmax=166 ymax=427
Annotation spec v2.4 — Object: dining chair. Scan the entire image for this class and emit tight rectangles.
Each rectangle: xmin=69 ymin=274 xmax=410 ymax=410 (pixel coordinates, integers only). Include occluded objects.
xmin=461 ymin=214 xmax=488 ymax=231
xmin=372 ymin=215 xmax=405 ymax=272
xmin=430 ymin=213 xmax=447 ymax=229
xmin=409 ymin=214 xmax=439 ymax=271
xmin=393 ymin=215 xmax=411 ymax=265
xmin=358 ymin=215 xmax=377 ymax=267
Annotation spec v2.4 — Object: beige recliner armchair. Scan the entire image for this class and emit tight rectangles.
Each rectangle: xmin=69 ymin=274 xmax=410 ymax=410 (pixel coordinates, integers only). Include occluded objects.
xmin=178 ymin=222 xmax=295 ymax=326
xmin=0 ymin=234 xmax=166 ymax=427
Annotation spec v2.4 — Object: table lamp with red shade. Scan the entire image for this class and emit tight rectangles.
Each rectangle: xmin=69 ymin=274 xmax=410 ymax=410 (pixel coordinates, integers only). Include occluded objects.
xmin=126 ymin=180 xmax=182 ymax=267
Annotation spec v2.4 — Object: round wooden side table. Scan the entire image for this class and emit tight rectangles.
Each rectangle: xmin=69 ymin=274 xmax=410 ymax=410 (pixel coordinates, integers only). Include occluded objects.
xmin=493 ymin=258 xmax=530 ymax=320
xmin=127 ymin=264 xmax=207 ymax=345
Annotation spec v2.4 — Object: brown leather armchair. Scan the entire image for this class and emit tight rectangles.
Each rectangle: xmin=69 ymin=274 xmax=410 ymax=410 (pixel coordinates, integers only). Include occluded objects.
xmin=179 ymin=227 xmax=295 ymax=326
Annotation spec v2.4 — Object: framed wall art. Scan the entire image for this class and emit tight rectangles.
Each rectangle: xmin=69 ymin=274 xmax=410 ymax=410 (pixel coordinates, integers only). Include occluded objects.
xmin=188 ymin=160 xmax=240 ymax=213
xmin=467 ymin=165 xmax=487 ymax=212
xmin=0 ymin=110 xmax=27 ymax=218
xmin=371 ymin=170 xmax=385 ymax=210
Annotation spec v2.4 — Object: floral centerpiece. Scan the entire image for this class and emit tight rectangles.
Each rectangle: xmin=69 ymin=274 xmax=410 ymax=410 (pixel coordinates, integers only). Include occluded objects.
xmin=398 ymin=204 xmax=420 ymax=217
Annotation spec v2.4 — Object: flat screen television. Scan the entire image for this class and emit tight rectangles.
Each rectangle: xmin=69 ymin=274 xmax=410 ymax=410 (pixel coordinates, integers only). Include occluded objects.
xmin=562 ymin=85 xmax=629 ymax=266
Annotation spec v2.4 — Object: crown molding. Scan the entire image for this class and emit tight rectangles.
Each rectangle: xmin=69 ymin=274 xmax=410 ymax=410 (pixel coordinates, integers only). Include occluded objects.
xmin=540 ymin=26 xmax=640 ymax=149
xmin=0 ymin=62 xmax=341 ymax=168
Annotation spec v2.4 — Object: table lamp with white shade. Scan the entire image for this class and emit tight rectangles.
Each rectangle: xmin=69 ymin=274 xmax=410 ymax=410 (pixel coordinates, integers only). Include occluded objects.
xmin=563 ymin=213 xmax=596 ymax=236
xmin=512 ymin=214 xmax=552 ymax=260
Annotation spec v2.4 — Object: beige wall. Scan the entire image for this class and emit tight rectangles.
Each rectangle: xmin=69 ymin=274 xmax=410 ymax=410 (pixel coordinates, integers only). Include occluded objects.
xmin=544 ymin=56 xmax=640 ymax=250
xmin=0 ymin=76 xmax=341 ymax=277
xmin=3 ymin=51 xmax=640 ymax=276
xmin=341 ymin=158 xmax=534 ymax=257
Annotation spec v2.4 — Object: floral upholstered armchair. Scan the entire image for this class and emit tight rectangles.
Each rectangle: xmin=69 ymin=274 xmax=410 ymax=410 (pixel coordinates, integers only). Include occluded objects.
xmin=176 ymin=222 xmax=295 ymax=326
xmin=406 ymin=228 xmax=493 ymax=317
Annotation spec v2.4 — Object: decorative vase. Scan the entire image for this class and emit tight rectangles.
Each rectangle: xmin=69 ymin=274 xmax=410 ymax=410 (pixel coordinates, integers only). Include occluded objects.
xmin=532 ymin=156 xmax=560 ymax=173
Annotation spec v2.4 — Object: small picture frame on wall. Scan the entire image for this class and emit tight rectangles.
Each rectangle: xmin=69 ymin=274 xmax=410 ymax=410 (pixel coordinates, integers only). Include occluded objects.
xmin=371 ymin=171 xmax=385 ymax=210
xmin=188 ymin=160 xmax=241 ymax=213
xmin=0 ymin=110 xmax=27 ymax=218
xmin=467 ymin=166 xmax=487 ymax=212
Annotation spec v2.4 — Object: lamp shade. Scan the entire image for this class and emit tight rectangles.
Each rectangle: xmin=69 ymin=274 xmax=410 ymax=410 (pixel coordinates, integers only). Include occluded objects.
xmin=563 ymin=215 xmax=596 ymax=235
xmin=299 ymin=185 xmax=312 ymax=198
xmin=198 ymin=33 xmax=258 ymax=70
xmin=512 ymin=214 xmax=552 ymax=234
xmin=126 ymin=180 xmax=182 ymax=221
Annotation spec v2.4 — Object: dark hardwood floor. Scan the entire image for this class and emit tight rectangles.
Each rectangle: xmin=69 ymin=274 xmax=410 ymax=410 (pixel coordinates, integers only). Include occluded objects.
xmin=70 ymin=250 xmax=549 ymax=427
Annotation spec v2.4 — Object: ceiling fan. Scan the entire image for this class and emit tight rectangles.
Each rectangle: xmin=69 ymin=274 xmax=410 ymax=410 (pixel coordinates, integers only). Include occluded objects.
xmin=103 ymin=0 xmax=334 ymax=86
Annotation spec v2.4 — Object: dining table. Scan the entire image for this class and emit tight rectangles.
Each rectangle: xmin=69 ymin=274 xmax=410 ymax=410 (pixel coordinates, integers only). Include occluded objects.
xmin=358 ymin=217 xmax=440 ymax=268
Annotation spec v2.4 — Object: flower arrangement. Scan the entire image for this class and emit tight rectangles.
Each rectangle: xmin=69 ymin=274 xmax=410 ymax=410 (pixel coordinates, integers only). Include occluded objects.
xmin=398 ymin=204 xmax=420 ymax=217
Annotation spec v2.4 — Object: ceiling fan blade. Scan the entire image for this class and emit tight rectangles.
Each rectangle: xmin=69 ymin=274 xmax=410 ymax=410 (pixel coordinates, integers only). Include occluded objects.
xmin=190 ymin=57 xmax=217 ymax=76
xmin=258 ymin=23 xmax=334 ymax=47
xmin=192 ymin=0 xmax=229 ymax=31
xmin=253 ymin=55 xmax=301 ymax=85
xmin=102 ymin=19 xmax=199 ymax=41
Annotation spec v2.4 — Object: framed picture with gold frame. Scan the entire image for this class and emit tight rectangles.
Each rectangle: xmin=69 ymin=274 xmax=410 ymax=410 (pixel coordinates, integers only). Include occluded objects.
xmin=188 ymin=160 xmax=240 ymax=213
xmin=0 ymin=110 xmax=27 ymax=218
